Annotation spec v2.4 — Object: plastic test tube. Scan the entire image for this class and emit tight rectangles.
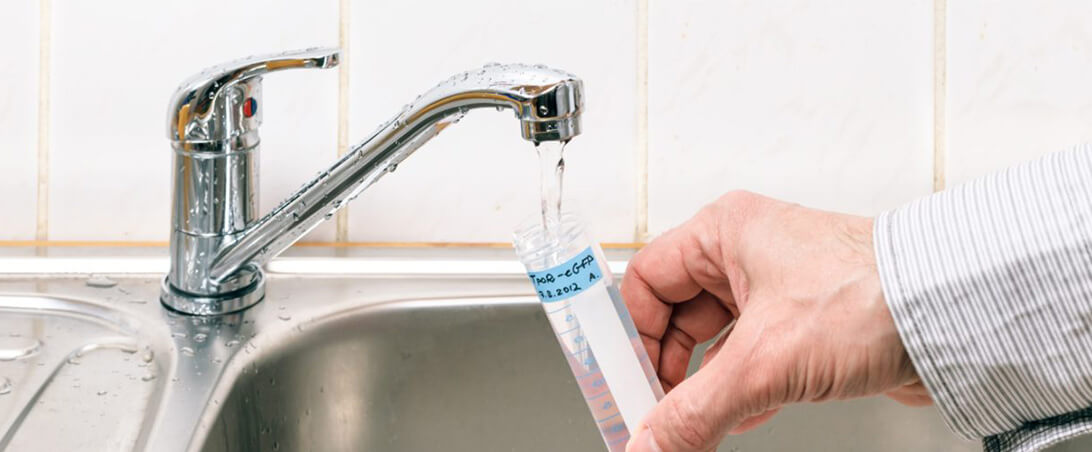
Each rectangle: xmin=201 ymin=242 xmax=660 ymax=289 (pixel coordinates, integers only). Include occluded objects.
xmin=514 ymin=213 xmax=665 ymax=451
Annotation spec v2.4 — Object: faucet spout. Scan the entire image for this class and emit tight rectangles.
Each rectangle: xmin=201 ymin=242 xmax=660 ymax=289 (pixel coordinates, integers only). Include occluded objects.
xmin=210 ymin=64 xmax=583 ymax=281
xmin=162 ymin=57 xmax=584 ymax=315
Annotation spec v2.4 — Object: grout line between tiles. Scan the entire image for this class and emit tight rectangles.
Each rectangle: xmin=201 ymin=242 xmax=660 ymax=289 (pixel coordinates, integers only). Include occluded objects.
xmin=933 ymin=0 xmax=947 ymax=192
xmin=335 ymin=0 xmax=351 ymax=243
xmin=35 ymin=0 xmax=52 ymax=257
xmin=635 ymin=0 xmax=650 ymax=242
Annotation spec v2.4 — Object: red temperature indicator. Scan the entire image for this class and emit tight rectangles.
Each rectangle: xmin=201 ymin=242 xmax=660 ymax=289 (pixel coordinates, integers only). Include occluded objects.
xmin=243 ymin=98 xmax=257 ymax=118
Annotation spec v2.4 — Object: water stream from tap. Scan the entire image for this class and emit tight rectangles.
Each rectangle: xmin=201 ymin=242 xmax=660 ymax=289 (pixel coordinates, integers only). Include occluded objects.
xmin=535 ymin=140 xmax=567 ymax=247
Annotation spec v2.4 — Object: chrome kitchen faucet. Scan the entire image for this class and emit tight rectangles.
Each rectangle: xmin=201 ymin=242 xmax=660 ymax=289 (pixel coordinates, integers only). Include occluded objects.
xmin=162 ymin=48 xmax=584 ymax=315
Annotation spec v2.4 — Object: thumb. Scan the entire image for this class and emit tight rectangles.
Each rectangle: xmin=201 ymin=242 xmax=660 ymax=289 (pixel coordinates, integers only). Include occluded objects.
xmin=627 ymin=326 xmax=769 ymax=452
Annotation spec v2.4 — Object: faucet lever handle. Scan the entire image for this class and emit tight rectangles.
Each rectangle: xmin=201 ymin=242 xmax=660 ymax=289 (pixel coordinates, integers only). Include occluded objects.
xmin=168 ymin=47 xmax=340 ymax=144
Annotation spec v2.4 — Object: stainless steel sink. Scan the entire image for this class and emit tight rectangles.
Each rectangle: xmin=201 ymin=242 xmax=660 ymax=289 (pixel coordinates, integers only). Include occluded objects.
xmin=0 ymin=258 xmax=1073 ymax=451
xmin=193 ymin=293 xmax=977 ymax=452
xmin=198 ymin=297 xmax=601 ymax=452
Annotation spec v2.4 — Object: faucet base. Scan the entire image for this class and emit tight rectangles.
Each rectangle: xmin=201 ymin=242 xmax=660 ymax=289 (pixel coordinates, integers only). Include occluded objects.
xmin=160 ymin=273 xmax=265 ymax=316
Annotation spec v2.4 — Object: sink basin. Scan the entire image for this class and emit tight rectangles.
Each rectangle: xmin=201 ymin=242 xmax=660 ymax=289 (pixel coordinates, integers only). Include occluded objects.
xmin=4 ymin=259 xmax=1085 ymax=451
xmin=199 ymin=297 xmax=601 ymax=452
xmin=192 ymin=295 xmax=976 ymax=452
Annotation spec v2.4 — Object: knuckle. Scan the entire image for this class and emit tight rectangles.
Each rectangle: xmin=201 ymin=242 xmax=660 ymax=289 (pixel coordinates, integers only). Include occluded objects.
xmin=732 ymin=333 xmax=787 ymax=409
xmin=715 ymin=190 xmax=759 ymax=209
xmin=662 ymin=395 xmax=715 ymax=450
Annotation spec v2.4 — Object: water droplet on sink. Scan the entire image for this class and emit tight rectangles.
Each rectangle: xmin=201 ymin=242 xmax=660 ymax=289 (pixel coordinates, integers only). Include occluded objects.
xmin=0 ymin=338 xmax=42 ymax=361
xmin=85 ymin=275 xmax=117 ymax=288
xmin=277 ymin=313 xmax=291 ymax=321
xmin=180 ymin=347 xmax=195 ymax=357
xmin=273 ymin=440 xmax=280 ymax=450
xmin=128 ymin=299 xmax=147 ymax=304
xmin=193 ymin=333 xmax=208 ymax=343
xmin=171 ymin=332 xmax=187 ymax=339
xmin=97 ymin=390 xmax=108 ymax=396
xmin=67 ymin=355 xmax=81 ymax=365
xmin=142 ymin=349 xmax=154 ymax=363
xmin=225 ymin=340 xmax=239 ymax=348
xmin=141 ymin=372 xmax=156 ymax=382
xmin=386 ymin=163 xmax=398 ymax=173
xmin=0 ymin=377 xmax=12 ymax=395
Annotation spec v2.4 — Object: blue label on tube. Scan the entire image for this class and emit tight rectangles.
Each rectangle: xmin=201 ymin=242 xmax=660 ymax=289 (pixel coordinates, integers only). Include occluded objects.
xmin=527 ymin=246 xmax=603 ymax=303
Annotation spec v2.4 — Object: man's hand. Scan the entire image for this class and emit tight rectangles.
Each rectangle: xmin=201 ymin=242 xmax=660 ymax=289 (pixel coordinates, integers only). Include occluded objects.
xmin=622 ymin=191 xmax=929 ymax=452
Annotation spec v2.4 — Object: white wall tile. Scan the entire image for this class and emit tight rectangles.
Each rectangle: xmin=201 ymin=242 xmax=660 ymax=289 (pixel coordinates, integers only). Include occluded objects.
xmin=347 ymin=0 xmax=638 ymax=242
xmin=49 ymin=0 xmax=338 ymax=241
xmin=947 ymin=1 xmax=1092 ymax=186
xmin=0 ymin=2 xmax=40 ymax=240
xmin=648 ymin=0 xmax=934 ymax=234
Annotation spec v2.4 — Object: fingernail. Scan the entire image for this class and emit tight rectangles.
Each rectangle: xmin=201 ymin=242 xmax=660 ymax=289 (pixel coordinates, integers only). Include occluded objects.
xmin=627 ymin=425 xmax=662 ymax=452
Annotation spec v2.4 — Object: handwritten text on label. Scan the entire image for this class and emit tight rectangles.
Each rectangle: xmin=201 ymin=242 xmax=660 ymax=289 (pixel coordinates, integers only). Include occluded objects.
xmin=528 ymin=247 xmax=603 ymax=302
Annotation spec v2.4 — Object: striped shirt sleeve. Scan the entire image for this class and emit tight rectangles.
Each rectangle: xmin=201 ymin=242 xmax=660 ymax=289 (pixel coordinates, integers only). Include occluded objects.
xmin=874 ymin=143 xmax=1092 ymax=451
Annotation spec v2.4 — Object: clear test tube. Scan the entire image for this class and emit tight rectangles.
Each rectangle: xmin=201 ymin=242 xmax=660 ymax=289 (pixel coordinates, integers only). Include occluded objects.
xmin=514 ymin=213 xmax=665 ymax=451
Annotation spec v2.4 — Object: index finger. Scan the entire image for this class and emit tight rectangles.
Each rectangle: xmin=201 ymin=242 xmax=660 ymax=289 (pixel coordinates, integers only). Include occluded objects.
xmin=621 ymin=216 xmax=736 ymax=384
